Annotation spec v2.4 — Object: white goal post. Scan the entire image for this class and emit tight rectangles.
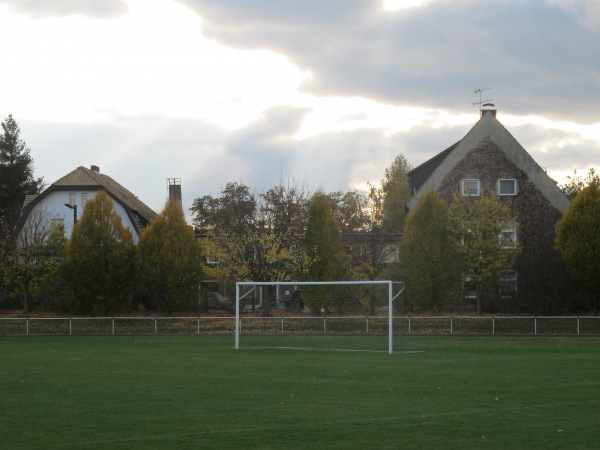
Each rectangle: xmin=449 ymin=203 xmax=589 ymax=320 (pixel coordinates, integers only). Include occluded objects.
xmin=235 ymin=280 xmax=404 ymax=354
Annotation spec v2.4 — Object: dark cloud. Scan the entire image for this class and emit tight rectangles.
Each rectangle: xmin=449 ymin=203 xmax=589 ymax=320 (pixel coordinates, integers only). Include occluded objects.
xmin=178 ymin=0 xmax=599 ymax=123
xmin=0 ymin=0 xmax=128 ymax=18
xmin=510 ymin=123 xmax=600 ymax=173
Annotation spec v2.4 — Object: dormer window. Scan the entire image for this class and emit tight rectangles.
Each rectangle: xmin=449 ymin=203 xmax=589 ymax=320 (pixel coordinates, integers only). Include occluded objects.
xmin=462 ymin=179 xmax=480 ymax=196
xmin=498 ymin=179 xmax=517 ymax=196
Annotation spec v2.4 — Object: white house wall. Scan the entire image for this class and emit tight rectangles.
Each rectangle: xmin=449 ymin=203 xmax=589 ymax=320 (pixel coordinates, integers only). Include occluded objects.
xmin=31 ymin=190 xmax=140 ymax=243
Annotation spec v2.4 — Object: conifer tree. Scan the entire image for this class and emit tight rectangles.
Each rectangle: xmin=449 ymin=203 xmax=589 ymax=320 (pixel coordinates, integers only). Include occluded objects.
xmin=0 ymin=115 xmax=43 ymax=220
xmin=64 ymin=190 xmax=136 ymax=314
xmin=400 ymin=190 xmax=460 ymax=310
xmin=301 ymin=192 xmax=345 ymax=312
xmin=138 ymin=200 xmax=204 ymax=313
xmin=555 ymin=179 xmax=600 ymax=312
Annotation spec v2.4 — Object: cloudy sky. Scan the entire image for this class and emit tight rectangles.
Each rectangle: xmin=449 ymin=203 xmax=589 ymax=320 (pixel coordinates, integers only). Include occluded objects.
xmin=1 ymin=0 xmax=599 ymax=215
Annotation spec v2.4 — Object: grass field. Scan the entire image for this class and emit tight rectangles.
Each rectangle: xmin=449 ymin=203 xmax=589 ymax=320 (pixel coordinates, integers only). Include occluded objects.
xmin=1 ymin=336 xmax=599 ymax=449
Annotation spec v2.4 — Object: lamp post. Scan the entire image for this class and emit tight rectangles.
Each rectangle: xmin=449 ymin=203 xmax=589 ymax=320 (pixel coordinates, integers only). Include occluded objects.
xmin=64 ymin=203 xmax=77 ymax=225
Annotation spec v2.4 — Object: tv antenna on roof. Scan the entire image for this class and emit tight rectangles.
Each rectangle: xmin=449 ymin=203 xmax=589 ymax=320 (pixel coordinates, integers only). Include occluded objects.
xmin=473 ymin=88 xmax=493 ymax=109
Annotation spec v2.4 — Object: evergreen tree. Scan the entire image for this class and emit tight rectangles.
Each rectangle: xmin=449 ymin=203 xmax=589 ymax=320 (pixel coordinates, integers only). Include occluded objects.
xmin=64 ymin=190 xmax=136 ymax=314
xmin=380 ymin=154 xmax=411 ymax=232
xmin=301 ymin=192 xmax=345 ymax=312
xmin=555 ymin=179 xmax=600 ymax=312
xmin=400 ymin=190 xmax=460 ymax=311
xmin=0 ymin=115 xmax=43 ymax=220
xmin=138 ymin=200 xmax=204 ymax=313
xmin=0 ymin=115 xmax=44 ymax=293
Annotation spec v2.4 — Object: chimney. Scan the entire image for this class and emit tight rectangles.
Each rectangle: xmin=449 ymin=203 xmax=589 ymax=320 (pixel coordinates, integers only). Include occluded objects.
xmin=480 ymin=104 xmax=497 ymax=118
xmin=167 ymin=178 xmax=182 ymax=208
xmin=90 ymin=165 xmax=100 ymax=173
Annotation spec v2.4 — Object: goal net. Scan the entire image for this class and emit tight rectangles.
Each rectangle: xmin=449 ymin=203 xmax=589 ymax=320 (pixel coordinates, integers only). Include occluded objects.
xmin=235 ymin=281 xmax=404 ymax=354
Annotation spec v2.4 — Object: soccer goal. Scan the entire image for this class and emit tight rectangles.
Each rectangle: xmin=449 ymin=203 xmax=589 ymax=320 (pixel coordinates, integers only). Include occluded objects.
xmin=235 ymin=280 xmax=405 ymax=354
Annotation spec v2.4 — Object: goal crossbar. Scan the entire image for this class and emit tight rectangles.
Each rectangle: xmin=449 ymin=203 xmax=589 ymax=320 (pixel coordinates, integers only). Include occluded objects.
xmin=235 ymin=281 xmax=403 ymax=354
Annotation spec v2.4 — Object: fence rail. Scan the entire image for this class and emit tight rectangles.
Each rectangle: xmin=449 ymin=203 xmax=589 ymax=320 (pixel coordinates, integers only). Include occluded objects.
xmin=1 ymin=316 xmax=599 ymax=337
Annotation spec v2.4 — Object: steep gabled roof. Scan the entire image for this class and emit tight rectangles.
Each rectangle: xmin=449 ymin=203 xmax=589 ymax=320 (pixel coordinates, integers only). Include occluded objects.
xmin=23 ymin=166 xmax=157 ymax=235
xmin=408 ymin=141 xmax=459 ymax=195
xmin=407 ymin=110 xmax=570 ymax=213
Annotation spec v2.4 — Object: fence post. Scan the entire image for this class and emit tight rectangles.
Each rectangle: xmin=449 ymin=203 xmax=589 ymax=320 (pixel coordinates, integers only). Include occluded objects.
xmin=534 ymin=317 xmax=537 ymax=335
xmin=154 ymin=317 xmax=158 ymax=335
xmin=366 ymin=317 xmax=369 ymax=334
xmin=112 ymin=318 xmax=115 ymax=335
xmin=577 ymin=316 xmax=580 ymax=335
xmin=450 ymin=317 xmax=453 ymax=335
xmin=197 ymin=318 xmax=200 ymax=335
xmin=492 ymin=317 xmax=495 ymax=335
xmin=26 ymin=318 xmax=29 ymax=336
xmin=323 ymin=317 xmax=326 ymax=334
xmin=69 ymin=318 xmax=72 ymax=336
xmin=281 ymin=318 xmax=284 ymax=334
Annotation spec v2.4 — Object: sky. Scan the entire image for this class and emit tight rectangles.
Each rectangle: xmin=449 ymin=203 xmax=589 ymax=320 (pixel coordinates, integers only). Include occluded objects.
xmin=1 ymin=0 xmax=599 ymax=216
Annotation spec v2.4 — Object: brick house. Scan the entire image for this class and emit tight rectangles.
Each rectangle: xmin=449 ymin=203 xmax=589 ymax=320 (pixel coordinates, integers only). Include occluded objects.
xmin=407 ymin=108 xmax=571 ymax=311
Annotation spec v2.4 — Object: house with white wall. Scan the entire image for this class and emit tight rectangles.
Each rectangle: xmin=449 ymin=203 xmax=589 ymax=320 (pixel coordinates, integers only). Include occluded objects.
xmin=21 ymin=165 xmax=156 ymax=242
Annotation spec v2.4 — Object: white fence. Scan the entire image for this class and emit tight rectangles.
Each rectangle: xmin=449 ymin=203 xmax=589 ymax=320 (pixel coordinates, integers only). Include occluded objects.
xmin=1 ymin=315 xmax=599 ymax=336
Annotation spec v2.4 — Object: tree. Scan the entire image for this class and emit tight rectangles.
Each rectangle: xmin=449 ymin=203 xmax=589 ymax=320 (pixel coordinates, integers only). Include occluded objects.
xmin=448 ymin=190 xmax=520 ymax=314
xmin=64 ymin=190 xmax=137 ymax=314
xmin=259 ymin=178 xmax=310 ymax=258
xmin=191 ymin=182 xmax=256 ymax=234
xmin=329 ymin=190 xmax=371 ymax=233
xmin=301 ymin=192 xmax=345 ymax=312
xmin=3 ymin=207 xmax=66 ymax=312
xmin=380 ymin=154 xmax=411 ymax=232
xmin=192 ymin=181 xmax=307 ymax=313
xmin=400 ymin=190 xmax=460 ymax=311
xmin=559 ymin=168 xmax=599 ymax=200
xmin=0 ymin=115 xmax=43 ymax=220
xmin=138 ymin=200 xmax=204 ymax=313
xmin=0 ymin=115 xmax=44 ymax=296
xmin=555 ymin=179 xmax=600 ymax=312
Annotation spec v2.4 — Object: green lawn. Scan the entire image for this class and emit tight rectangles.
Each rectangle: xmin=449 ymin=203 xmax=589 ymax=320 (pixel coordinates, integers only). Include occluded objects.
xmin=1 ymin=336 xmax=599 ymax=449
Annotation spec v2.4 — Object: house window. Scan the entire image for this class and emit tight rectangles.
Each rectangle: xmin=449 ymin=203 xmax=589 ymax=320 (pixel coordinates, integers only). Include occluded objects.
xmin=500 ymin=270 xmax=517 ymax=298
xmin=382 ymin=244 xmax=399 ymax=262
xmin=68 ymin=192 xmax=76 ymax=206
xmin=498 ymin=179 xmax=517 ymax=196
xmin=462 ymin=179 xmax=480 ymax=196
xmin=499 ymin=222 xmax=517 ymax=249
xmin=81 ymin=193 xmax=88 ymax=206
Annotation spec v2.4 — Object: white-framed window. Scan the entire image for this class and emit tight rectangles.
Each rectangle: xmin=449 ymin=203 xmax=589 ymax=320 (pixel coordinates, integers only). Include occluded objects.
xmin=461 ymin=179 xmax=480 ymax=196
xmin=382 ymin=244 xmax=399 ymax=263
xmin=81 ymin=192 xmax=88 ymax=206
xmin=499 ymin=222 xmax=517 ymax=249
xmin=499 ymin=270 xmax=517 ymax=298
xmin=498 ymin=179 xmax=518 ymax=196
xmin=68 ymin=192 xmax=76 ymax=206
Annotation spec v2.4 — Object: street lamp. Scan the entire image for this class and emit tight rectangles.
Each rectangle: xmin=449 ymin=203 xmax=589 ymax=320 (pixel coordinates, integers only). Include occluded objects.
xmin=64 ymin=203 xmax=78 ymax=224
